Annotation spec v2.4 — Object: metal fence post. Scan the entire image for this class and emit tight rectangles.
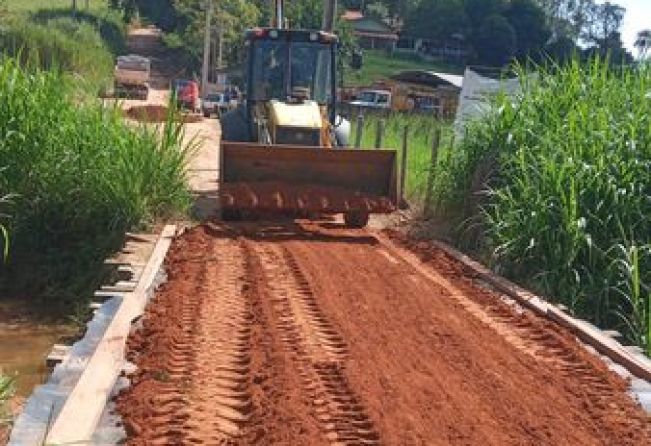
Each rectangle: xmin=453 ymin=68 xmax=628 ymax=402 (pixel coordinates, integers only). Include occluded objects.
xmin=354 ymin=112 xmax=364 ymax=149
xmin=424 ymin=127 xmax=442 ymax=217
xmin=374 ymin=118 xmax=385 ymax=149
xmin=399 ymin=124 xmax=409 ymax=208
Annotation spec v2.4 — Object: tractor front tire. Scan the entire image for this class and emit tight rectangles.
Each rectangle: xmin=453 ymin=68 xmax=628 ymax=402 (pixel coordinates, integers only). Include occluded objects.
xmin=221 ymin=208 xmax=242 ymax=221
xmin=221 ymin=106 xmax=253 ymax=142
xmin=344 ymin=211 xmax=369 ymax=228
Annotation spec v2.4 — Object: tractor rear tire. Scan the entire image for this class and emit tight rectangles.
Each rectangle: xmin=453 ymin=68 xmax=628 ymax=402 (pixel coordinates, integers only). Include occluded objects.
xmin=344 ymin=211 xmax=369 ymax=228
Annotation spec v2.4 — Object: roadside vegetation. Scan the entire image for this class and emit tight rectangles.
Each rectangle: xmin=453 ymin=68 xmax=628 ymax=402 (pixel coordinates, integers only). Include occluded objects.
xmin=431 ymin=59 xmax=651 ymax=354
xmin=0 ymin=59 xmax=191 ymax=310
xmin=0 ymin=1 xmax=194 ymax=313
xmin=0 ymin=3 xmax=125 ymax=94
xmin=350 ymin=113 xmax=453 ymax=203
xmin=0 ymin=373 xmax=14 ymax=441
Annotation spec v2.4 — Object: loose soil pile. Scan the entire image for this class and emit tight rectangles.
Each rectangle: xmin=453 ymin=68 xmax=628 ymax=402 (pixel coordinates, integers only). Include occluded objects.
xmin=222 ymin=181 xmax=395 ymax=214
xmin=116 ymin=221 xmax=651 ymax=445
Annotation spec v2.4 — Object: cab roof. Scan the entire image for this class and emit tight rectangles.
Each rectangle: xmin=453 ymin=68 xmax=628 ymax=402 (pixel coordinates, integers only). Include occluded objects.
xmin=245 ymin=28 xmax=338 ymax=44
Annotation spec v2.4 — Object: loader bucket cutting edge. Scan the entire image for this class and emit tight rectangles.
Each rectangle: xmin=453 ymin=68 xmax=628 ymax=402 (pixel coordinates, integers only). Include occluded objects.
xmin=219 ymin=142 xmax=398 ymax=214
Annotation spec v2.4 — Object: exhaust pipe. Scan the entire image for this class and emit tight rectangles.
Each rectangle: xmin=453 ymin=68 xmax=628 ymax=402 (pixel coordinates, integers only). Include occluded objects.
xmin=322 ymin=0 xmax=337 ymax=32
xmin=273 ymin=0 xmax=285 ymax=29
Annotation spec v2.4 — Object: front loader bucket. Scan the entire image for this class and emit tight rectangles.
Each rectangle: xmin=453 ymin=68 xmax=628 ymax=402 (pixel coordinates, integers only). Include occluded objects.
xmin=220 ymin=142 xmax=398 ymax=214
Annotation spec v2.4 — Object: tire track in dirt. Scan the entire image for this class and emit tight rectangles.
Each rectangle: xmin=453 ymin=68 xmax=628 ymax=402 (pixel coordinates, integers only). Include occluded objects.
xmin=466 ymin=298 xmax=650 ymax=439
xmin=250 ymin=241 xmax=380 ymax=445
xmin=386 ymin=233 xmax=651 ymax=443
xmin=117 ymin=228 xmax=254 ymax=445
xmin=179 ymin=237 xmax=253 ymax=444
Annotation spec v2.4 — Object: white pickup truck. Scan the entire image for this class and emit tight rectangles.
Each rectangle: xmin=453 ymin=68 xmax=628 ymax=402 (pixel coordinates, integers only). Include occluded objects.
xmin=114 ymin=55 xmax=151 ymax=100
xmin=348 ymin=89 xmax=392 ymax=109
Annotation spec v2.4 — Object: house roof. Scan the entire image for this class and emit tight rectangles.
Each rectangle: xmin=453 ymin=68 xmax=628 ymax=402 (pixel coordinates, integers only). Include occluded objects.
xmin=341 ymin=10 xmax=398 ymax=39
xmin=351 ymin=17 xmax=395 ymax=34
xmin=391 ymin=71 xmax=464 ymax=89
xmin=341 ymin=10 xmax=363 ymax=21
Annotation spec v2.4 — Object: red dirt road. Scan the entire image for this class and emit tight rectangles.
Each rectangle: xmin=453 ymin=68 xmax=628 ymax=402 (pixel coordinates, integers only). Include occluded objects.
xmin=116 ymin=221 xmax=651 ymax=445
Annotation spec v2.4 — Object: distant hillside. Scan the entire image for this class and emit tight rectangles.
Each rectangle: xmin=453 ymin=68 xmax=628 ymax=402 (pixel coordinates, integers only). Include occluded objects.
xmin=345 ymin=50 xmax=464 ymax=87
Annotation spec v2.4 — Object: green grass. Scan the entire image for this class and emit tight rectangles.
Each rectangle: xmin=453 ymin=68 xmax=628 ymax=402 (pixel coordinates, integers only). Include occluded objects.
xmin=4 ymin=0 xmax=108 ymax=13
xmin=431 ymin=59 xmax=651 ymax=354
xmin=0 ymin=58 xmax=192 ymax=310
xmin=350 ymin=113 xmax=454 ymax=204
xmin=345 ymin=50 xmax=464 ymax=87
xmin=0 ymin=3 xmax=125 ymax=94
xmin=0 ymin=373 xmax=14 ymax=428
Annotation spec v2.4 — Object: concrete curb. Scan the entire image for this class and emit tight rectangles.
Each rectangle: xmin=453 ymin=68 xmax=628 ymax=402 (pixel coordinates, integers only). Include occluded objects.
xmin=9 ymin=225 xmax=176 ymax=446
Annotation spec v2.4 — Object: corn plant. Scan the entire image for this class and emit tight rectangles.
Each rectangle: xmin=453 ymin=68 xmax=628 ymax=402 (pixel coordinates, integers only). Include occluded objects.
xmin=0 ymin=373 xmax=14 ymax=426
xmin=611 ymin=244 xmax=651 ymax=355
xmin=430 ymin=58 xmax=651 ymax=350
xmin=0 ymin=193 xmax=11 ymax=261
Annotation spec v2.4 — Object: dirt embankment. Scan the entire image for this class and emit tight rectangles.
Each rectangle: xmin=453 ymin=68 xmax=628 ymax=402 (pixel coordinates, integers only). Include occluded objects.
xmin=116 ymin=221 xmax=651 ymax=445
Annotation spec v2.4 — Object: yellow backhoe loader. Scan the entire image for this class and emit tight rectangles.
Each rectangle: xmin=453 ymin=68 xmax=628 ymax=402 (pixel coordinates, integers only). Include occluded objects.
xmin=220 ymin=0 xmax=397 ymax=227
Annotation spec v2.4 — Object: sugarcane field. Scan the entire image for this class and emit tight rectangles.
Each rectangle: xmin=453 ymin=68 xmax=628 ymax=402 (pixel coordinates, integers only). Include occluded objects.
xmin=1 ymin=1 xmax=651 ymax=445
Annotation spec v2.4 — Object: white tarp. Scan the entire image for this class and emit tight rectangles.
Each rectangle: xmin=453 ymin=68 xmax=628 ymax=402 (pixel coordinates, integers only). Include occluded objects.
xmin=454 ymin=68 xmax=521 ymax=137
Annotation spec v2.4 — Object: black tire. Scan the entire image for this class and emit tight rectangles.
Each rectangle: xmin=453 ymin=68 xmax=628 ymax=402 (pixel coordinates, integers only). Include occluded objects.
xmin=221 ymin=208 xmax=242 ymax=221
xmin=344 ymin=211 xmax=369 ymax=228
xmin=203 ymin=111 xmax=211 ymax=118
xmin=221 ymin=106 xmax=253 ymax=142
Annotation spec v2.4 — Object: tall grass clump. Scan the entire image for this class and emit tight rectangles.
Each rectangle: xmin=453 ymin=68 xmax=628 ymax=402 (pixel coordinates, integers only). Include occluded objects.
xmin=433 ymin=59 xmax=651 ymax=352
xmin=0 ymin=58 xmax=191 ymax=309
xmin=0 ymin=373 xmax=14 ymax=433
xmin=350 ymin=112 xmax=454 ymax=203
xmin=0 ymin=8 xmax=126 ymax=93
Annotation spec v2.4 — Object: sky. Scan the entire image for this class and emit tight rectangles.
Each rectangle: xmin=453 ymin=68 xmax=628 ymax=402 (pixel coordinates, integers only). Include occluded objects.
xmin=604 ymin=0 xmax=651 ymax=54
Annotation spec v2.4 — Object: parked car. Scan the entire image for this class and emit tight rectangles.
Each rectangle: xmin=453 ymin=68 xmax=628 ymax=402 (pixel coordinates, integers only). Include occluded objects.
xmin=172 ymin=79 xmax=200 ymax=112
xmin=201 ymin=92 xmax=230 ymax=117
xmin=348 ymin=89 xmax=392 ymax=109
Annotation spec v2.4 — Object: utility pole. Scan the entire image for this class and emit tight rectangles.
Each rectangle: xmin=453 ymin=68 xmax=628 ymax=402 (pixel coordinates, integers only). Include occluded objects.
xmin=217 ymin=25 xmax=224 ymax=69
xmin=201 ymin=0 xmax=213 ymax=98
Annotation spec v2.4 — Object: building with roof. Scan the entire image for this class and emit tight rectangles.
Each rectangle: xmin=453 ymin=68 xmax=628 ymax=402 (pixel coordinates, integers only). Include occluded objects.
xmin=369 ymin=70 xmax=464 ymax=117
xmin=341 ymin=10 xmax=398 ymax=50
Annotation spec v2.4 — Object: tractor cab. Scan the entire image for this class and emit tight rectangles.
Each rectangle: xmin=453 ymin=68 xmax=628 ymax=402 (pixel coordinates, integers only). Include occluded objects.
xmin=238 ymin=28 xmax=339 ymax=147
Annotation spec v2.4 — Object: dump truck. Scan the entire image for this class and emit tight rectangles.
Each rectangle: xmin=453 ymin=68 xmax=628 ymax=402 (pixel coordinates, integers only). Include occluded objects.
xmin=114 ymin=55 xmax=150 ymax=100
xmin=220 ymin=0 xmax=398 ymax=228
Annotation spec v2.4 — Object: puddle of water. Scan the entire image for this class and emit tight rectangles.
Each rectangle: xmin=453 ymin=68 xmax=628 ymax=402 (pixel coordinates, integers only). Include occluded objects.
xmin=0 ymin=300 xmax=77 ymax=397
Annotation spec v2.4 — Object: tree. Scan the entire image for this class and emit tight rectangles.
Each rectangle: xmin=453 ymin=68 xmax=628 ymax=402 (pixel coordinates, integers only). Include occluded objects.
xmin=634 ymin=29 xmax=651 ymax=60
xmin=535 ymin=0 xmax=594 ymax=41
xmin=580 ymin=1 xmax=625 ymax=48
xmin=463 ymin=0 xmax=507 ymax=30
xmin=405 ymin=0 xmax=468 ymax=42
xmin=373 ymin=0 xmax=418 ymax=22
xmin=475 ymin=14 xmax=517 ymax=66
xmin=544 ymin=34 xmax=579 ymax=62
xmin=505 ymin=0 xmax=550 ymax=60
xmin=285 ymin=0 xmax=322 ymax=29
